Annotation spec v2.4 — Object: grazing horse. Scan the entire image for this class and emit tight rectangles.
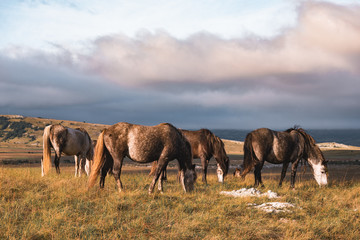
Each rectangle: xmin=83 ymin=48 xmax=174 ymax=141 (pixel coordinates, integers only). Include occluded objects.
xmin=88 ymin=122 xmax=197 ymax=194
xmin=149 ymin=129 xmax=230 ymax=184
xmin=239 ymin=127 xmax=328 ymax=188
xmin=42 ymin=124 xmax=94 ymax=177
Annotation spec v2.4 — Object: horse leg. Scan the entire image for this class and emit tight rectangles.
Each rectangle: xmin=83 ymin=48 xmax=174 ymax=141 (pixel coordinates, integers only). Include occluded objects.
xmin=149 ymin=158 xmax=168 ymax=194
xmin=112 ymin=155 xmax=124 ymax=193
xmin=254 ymin=162 xmax=264 ymax=188
xmin=290 ymin=160 xmax=300 ymax=189
xmin=100 ymin=151 xmax=112 ymax=188
xmin=74 ymin=155 xmax=79 ymax=177
xmin=163 ymin=162 xmax=168 ymax=181
xmin=85 ymin=158 xmax=91 ymax=176
xmin=239 ymin=164 xmax=253 ymax=181
xmin=158 ymin=162 xmax=168 ymax=192
xmin=149 ymin=161 xmax=157 ymax=176
xmin=279 ymin=162 xmax=290 ymax=187
xmin=54 ymin=153 xmax=61 ymax=174
xmin=160 ymin=161 xmax=168 ymax=182
xmin=176 ymin=158 xmax=190 ymax=192
xmin=200 ymin=156 xmax=208 ymax=184
xmin=79 ymin=154 xmax=87 ymax=177
xmin=100 ymin=166 xmax=108 ymax=189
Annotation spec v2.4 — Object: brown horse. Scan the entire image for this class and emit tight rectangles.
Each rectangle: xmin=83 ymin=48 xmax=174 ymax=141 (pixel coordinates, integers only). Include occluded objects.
xmin=150 ymin=129 xmax=229 ymax=184
xmin=88 ymin=122 xmax=197 ymax=193
xmin=42 ymin=124 xmax=94 ymax=177
xmin=239 ymin=127 xmax=328 ymax=188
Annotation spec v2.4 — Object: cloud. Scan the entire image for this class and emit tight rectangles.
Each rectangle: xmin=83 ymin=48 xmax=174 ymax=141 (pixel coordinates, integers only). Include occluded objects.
xmin=1 ymin=1 xmax=360 ymax=129
xmin=83 ymin=1 xmax=360 ymax=88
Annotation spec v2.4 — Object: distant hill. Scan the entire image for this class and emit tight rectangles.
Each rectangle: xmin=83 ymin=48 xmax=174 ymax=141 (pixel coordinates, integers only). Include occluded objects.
xmin=0 ymin=115 xmax=107 ymax=148
xmin=1 ymin=115 xmax=357 ymax=154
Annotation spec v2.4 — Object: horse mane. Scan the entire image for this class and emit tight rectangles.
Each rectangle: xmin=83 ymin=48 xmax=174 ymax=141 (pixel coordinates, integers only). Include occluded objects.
xmin=287 ymin=127 xmax=316 ymax=146
xmin=286 ymin=127 xmax=317 ymax=159
xmin=202 ymin=129 xmax=224 ymax=152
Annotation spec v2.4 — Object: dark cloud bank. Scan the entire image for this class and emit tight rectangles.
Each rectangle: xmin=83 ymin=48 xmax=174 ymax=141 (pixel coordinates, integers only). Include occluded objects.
xmin=1 ymin=1 xmax=359 ymax=129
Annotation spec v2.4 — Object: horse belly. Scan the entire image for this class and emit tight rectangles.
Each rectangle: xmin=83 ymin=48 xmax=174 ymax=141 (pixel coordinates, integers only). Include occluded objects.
xmin=266 ymin=152 xmax=284 ymax=164
xmin=62 ymin=143 xmax=81 ymax=156
xmin=62 ymin=130 xmax=84 ymax=156
xmin=127 ymin=133 xmax=162 ymax=163
xmin=128 ymin=148 xmax=161 ymax=163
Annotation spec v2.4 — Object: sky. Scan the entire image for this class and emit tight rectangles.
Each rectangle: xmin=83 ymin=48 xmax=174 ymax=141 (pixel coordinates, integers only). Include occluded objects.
xmin=0 ymin=0 xmax=359 ymax=129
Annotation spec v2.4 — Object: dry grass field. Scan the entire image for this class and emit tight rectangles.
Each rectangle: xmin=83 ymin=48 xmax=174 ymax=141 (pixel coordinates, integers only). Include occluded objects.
xmin=1 ymin=143 xmax=360 ymax=239
xmin=1 ymin=164 xmax=360 ymax=240
xmin=1 ymin=116 xmax=360 ymax=239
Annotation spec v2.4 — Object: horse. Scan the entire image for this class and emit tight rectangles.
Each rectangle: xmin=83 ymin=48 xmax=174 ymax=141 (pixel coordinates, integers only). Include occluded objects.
xmin=42 ymin=124 xmax=94 ymax=177
xmin=239 ymin=127 xmax=328 ymax=188
xmin=149 ymin=128 xmax=229 ymax=184
xmin=88 ymin=122 xmax=197 ymax=194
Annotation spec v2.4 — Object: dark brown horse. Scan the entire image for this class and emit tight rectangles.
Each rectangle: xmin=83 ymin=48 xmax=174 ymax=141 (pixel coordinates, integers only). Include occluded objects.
xmin=42 ymin=124 xmax=93 ymax=177
xmin=150 ymin=129 xmax=229 ymax=184
xmin=239 ymin=127 xmax=328 ymax=188
xmin=88 ymin=122 xmax=196 ymax=193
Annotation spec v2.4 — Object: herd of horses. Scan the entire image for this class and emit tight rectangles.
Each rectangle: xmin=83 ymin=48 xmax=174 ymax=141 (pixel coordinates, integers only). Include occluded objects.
xmin=41 ymin=122 xmax=328 ymax=193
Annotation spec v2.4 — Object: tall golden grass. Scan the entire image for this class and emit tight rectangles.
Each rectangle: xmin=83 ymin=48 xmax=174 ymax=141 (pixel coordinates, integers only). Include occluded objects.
xmin=1 ymin=166 xmax=360 ymax=239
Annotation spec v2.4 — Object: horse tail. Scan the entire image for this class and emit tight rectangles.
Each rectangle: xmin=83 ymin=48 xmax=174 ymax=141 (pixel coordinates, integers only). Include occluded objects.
xmin=241 ymin=133 xmax=257 ymax=179
xmin=42 ymin=125 xmax=52 ymax=176
xmin=88 ymin=131 xmax=106 ymax=189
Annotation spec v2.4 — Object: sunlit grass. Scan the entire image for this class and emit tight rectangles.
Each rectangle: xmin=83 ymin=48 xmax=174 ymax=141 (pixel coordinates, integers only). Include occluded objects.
xmin=1 ymin=166 xmax=360 ymax=239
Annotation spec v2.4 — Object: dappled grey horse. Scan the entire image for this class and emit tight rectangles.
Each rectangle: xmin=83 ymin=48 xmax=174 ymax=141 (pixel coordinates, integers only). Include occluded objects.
xmin=88 ymin=122 xmax=196 ymax=193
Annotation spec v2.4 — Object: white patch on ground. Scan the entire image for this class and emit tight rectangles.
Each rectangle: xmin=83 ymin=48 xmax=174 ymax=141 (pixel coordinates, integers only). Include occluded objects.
xmin=220 ymin=188 xmax=299 ymax=213
xmin=249 ymin=202 xmax=296 ymax=213
xmin=220 ymin=188 xmax=279 ymax=199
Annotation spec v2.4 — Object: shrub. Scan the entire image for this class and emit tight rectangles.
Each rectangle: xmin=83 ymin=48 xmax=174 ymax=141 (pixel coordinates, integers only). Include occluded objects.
xmin=3 ymin=121 xmax=33 ymax=140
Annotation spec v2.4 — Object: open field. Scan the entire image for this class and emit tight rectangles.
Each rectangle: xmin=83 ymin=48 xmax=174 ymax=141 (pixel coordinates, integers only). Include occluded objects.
xmin=1 ymin=142 xmax=360 ymax=239
xmin=1 ymin=116 xmax=360 ymax=239
xmin=1 ymin=165 xmax=360 ymax=239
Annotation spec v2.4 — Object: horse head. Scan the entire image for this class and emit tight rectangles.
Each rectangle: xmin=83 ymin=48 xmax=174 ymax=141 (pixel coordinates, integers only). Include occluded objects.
xmin=307 ymin=145 xmax=328 ymax=186
xmin=297 ymin=128 xmax=328 ymax=186
xmin=183 ymin=164 xmax=197 ymax=192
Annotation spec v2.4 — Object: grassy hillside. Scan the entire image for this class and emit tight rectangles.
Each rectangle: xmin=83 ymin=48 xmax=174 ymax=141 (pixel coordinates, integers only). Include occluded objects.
xmin=0 ymin=115 xmax=107 ymax=148
xmin=0 ymin=115 xmax=244 ymax=155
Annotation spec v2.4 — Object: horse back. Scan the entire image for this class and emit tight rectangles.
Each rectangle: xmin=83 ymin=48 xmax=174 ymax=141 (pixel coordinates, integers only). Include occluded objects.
xmin=182 ymin=129 xmax=212 ymax=159
xmin=247 ymin=128 xmax=301 ymax=164
xmin=63 ymin=127 xmax=91 ymax=156
xmin=104 ymin=122 xmax=187 ymax=163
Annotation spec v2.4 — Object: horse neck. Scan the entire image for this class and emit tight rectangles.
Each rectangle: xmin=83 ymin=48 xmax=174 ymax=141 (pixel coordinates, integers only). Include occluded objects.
xmin=295 ymin=130 xmax=314 ymax=160
xmin=211 ymin=137 xmax=228 ymax=173
xmin=211 ymin=136 xmax=223 ymax=159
